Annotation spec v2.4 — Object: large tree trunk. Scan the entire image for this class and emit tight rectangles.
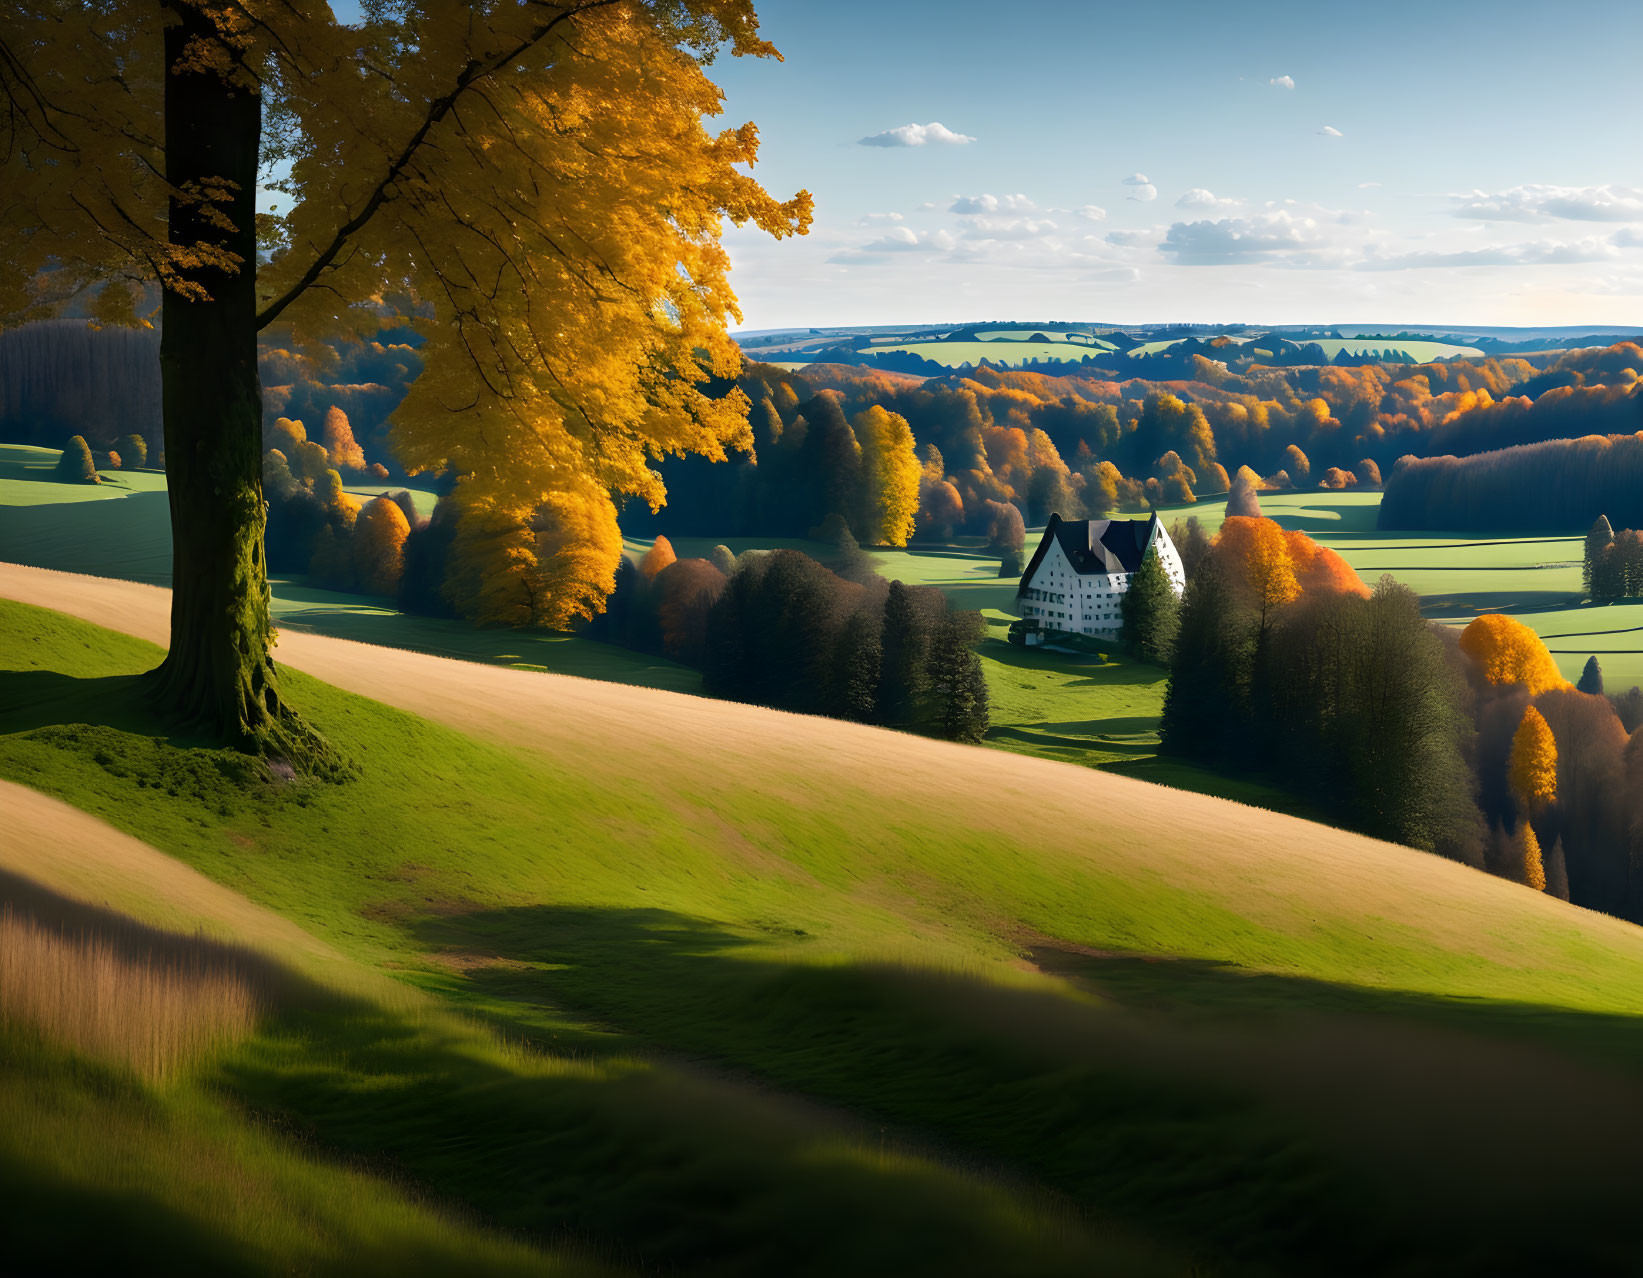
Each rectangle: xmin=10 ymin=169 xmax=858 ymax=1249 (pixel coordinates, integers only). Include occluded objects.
xmin=148 ymin=3 xmax=332 ymax=771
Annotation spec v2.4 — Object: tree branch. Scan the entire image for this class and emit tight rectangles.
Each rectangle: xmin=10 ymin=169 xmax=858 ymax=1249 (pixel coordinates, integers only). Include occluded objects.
xmin=255 ymin=0 xmax=621 ymax=331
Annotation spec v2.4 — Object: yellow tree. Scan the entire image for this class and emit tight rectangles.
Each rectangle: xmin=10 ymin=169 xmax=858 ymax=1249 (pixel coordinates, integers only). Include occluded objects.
xmin=1509 ymin=705 xmax=1559 ymax=814
xmin=1460 ymin=616 xmax=1569 ymax=695
xmin=322 ymin=406 xmax=366 ymax=473
xmin=353 ymin=496 xmax=411 ymax=596
xmin=1521 ymin=823 xmax=1547 ymax=892
xmin=0 ymin=2 xmax=809 ymax=765
xmin=854 ymin=405 xmax=920 ymax=547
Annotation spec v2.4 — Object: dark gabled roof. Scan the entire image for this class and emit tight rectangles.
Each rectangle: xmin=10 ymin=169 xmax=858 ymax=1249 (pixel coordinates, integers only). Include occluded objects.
xmin=1016 ymin=512 xmax=1160 ymax=596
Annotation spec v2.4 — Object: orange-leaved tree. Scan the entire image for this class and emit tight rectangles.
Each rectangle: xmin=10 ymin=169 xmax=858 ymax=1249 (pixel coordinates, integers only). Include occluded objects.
xmin=1459 ymin=616 xmax=1569 ymax=695
xmin=1279 ymin=528 xmax=1370 ymax=599
xmin=322 ymin=407 xmax=366 ymax=474
xmin=1508 ymin=705 xmax=1559 ymax=815
xmin=0 ymin=1 xmax=809 ymax=767
xmin=640 ymin=536 xmax=678 ymax=580
xmin=1521 ymin=822 xmax=1547 ymax=891
xmin=353 ymin=497 xmax=411 ymax=596
xmin=1216 ymin=517 xmax=1300 ymax=633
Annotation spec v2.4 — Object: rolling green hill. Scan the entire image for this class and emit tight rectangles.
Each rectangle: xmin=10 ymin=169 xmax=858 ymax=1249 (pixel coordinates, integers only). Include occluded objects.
xmin=9 ymin=567 xmax=1643 ymax=1273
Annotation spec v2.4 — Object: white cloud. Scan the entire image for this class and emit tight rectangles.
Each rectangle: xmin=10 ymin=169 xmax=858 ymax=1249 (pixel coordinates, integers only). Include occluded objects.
xmin=1159 ymin=210 xmax=1325 ymax=264
xmin=1074 ymin=204 xmax=1107 ymax=223
xmin=948 ymin=193 xmax=1038 ymax=215
xmin=1319 ymin=126 xmax=1343 ymax=138
xmin=858 ymin=122 xmax=976 ymax=148
xmin=853 ymin=227 xmax=958 ymax=254
xmin=858 ymin=212 xmax=904 ymax=225
xmin=1176 ymin=188 xmax=1240 ymax=211
xmin=1121 ymin=174 xmax=1157 ymax=203
xmin=1450 ymin=183 xmax=1643 ymax=224
xmin=1356 ymin=236 xmax=1620 ymax=270
xmin=960 ymin=216 xmax=1060 ymax=241
xmin=1269 ymin=75 xmax=1295 ymax=90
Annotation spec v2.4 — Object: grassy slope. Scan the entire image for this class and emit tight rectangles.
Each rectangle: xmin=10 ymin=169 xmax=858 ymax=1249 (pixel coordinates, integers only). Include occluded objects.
xmin=0 ymin=444 xmax=699 ymax=693
xmin=11 ymin=585 xmax=1643 ymax=1272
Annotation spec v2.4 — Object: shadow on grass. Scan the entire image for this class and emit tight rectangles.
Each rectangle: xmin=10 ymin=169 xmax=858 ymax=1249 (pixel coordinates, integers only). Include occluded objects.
xmin=0 ymin=489 xmax=172 ymax=583
xmin=398 ymin=901 xmax=1643 ymax=1278
xmin=1419 ymin=589 xmax=1581 ymax=617
xmin=0 ymin=669 xmax=203 ymax=744
xmin=986 ymin=726 xmax=1156 ymax=755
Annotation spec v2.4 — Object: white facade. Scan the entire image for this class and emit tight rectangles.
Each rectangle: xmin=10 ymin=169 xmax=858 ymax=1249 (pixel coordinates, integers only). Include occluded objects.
xmin=1017 ymin=518 xmax=1185 ymax=640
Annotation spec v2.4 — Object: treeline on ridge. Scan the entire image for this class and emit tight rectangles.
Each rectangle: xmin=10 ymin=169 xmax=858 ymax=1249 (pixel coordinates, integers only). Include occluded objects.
xmin=1380 ymin=433 xmax=1643 ymax=532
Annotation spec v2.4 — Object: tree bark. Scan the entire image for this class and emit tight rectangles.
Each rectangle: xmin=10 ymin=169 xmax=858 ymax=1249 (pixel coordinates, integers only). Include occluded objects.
xmin=148 ymin=3 xmax=333 ymax=771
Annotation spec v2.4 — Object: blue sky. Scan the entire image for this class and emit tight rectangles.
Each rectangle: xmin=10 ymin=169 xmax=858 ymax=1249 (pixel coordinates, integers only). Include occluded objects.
xmin=711 ymin=0 xmax=1643 ymax=329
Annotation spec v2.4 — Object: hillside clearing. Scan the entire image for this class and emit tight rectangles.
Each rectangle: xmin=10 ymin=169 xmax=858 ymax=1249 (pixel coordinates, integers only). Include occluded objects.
xmin=10 ymin=572 xmax=1643 ymax=1271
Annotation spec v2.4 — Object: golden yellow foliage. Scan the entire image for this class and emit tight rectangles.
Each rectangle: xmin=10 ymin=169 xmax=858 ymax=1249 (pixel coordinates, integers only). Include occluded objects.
xmin=527 ymin=487 xmax=624 ymax=629
xmin=1459 ymin=615 xmax=1570 ymax=694
xmin=269 ymin=417 xmax=307 ymax=458
xmin=1280 ymin=528 xmax=1369 ymax=598
xmin=0 ymin=1 xmax=810 ymax=630
xmin=1217 ymin=517 xmax=1300 ymax=621
xmin=1521 ymin=823 xmax=1546 ymax=892
xmin=854 ymin=405 xmax=920 ymax=546
xmin=442 ymin=485 xmax=623 ymax=629
xmin=1509 ymin=706 xmax=1559 ymax=813
xmin=322 ymin=406 xmax=366 ymax=473
xmin=353 ymin=496 xmax=411 ymax=595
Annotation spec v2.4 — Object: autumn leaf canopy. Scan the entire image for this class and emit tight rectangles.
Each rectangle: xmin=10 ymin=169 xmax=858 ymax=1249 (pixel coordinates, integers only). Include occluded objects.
xmin=0 ymin=0 xmax=812 ymax=621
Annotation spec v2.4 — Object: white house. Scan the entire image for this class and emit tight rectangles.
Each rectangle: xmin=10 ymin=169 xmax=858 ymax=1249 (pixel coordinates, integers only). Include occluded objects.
xmin=1015 ymin=512 xmax=1185 ymax=643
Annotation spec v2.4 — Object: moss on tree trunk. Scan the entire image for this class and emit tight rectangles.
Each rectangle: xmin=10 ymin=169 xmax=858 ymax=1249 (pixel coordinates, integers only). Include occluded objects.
xmin=147 ymin=3 xmax=339 ymax=775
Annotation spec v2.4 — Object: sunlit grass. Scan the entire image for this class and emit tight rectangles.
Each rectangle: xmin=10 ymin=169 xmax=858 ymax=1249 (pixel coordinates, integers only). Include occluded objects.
xmin=0 ymin=905 xmax=262 ymax=1082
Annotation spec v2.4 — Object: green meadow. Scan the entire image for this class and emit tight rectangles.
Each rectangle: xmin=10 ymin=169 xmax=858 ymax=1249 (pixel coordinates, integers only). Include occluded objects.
xmin=12 ymin=593 xmax=1643 ymax=1274
xmin=6 ymin=444 xmax=1641 ymax=780
xmin=864 ymin=339 xmax=1107 ymax=367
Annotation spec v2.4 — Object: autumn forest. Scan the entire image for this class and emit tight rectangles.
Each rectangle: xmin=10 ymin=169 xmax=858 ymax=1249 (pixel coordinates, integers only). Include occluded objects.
xmin=5 ymin=1 xmax=1643 ymax=1275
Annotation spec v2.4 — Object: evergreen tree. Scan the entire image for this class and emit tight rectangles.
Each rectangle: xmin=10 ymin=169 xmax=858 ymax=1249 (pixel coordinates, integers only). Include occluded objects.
xmin=1161 ymin=558 xmax=1254 ymax=761
xmin=54 ymin=435 xmax=98 ymax=484
xmin=1546 ymin=836 xmax=1571 ymax=901
xmin=877 ymin=580 xmax=927 ymax=725
xmin=1585 ymin=515 xmax=1615 ymax=598
xmin=1120 ymin=544 xmax=1181 ymax=665
xmin=925 ymin=611 xmax=990 ymax=743
xmin=1579 ymin=656 xmax=1605 ymax=696
xmin=827 ymin=609 xmax=883 ymax=723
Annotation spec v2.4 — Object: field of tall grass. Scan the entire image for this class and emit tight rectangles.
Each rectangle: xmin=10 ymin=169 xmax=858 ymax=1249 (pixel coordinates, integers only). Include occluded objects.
xmin=0 ymin=904 xmax=264 ymax=1082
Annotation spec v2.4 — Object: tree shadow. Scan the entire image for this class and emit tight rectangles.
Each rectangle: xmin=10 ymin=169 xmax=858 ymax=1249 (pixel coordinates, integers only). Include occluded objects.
xmin=0 ymin=669 xmax=213 ymax=748
xmin=0 ymin=489 xmax=173 ymax=583
xmin=394 ymin=900 xmax=1643 ymax=1278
